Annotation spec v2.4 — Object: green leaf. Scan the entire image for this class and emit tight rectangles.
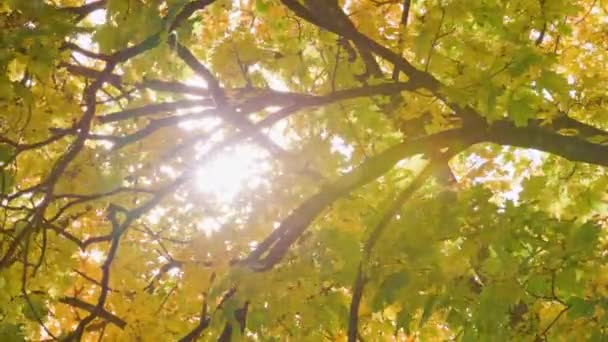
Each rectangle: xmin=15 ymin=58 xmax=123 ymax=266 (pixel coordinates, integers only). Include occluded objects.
xmin=462 ymin=325 xmax=477 ymax=342
xmin=521 ymin=176 xmax=546 ymax=200
xmin=537 ymin=70 xmax=569 ymax=98
xmin=255 ymin=0 xmax=269 ymax=14
xmin=1 ymin=170 xmax=15 ymax=194
xmin=419 ymin=294 xmax=439 ymax=327
xmin=508 ymin=48 xmax=543 ymax=76
xmin=567 ymin=297 xmax=594 ymax=319
xmin=372 ymin=271 xmax=410 ymax=309
xmin=163 ymin=0 xmax=189 ymax=26
xmin=0 ymin=145 xmax=15 ymax=164
xmin=441 ymin=85 xmax=471 ymax=107
xmin=395 ymin=309 xmax=412 ymax=334
xmin=482 ymin=82 xmax=502 ymax=119
xmin=107 ymin=0 xmax=130 ymax=17
xmin=247 ymin=307 xmax=269 ymax=331
xmin=0 ymin=323 xmax=25 ymax=342
xmin=507 ymin=95 xmax=533 ymax=127
xmin=526 ymin=275 xmax=550 ymax=296
xmin=415 ymin=30 xmax=434 ymax=60
xmin=556 ymin=267 xmax=583 ymax=296
xmin=22 ymin=295 xmax=48 ymax=322
xmin=568 ymin=222 xmax=600 ymax=251
xmin=93 ymin=25 xmax=119 ymax=53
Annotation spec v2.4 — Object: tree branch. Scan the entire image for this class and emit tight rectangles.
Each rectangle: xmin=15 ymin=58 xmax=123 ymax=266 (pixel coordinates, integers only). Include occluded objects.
xmin=392 ymin=0 xmax=412 ymax=80
xmin=97 ymin=99 xmax=213 ymax=123
xmin=171 ymin=38 xmax=225 ymax=105
xmin=178 ymin=294 xmax=210 ymax=342
xmin=59 ymin=297 xmax=127 ymax=329
xmin=244 ymin=128 xmax=479 ymax=271
xmin=347 ymin=159 xmax=448 ymax=341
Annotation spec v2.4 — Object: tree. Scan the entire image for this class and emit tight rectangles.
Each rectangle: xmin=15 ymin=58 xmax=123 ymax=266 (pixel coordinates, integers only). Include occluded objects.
xmin=1 ymin=0 xmax=608 ymax=340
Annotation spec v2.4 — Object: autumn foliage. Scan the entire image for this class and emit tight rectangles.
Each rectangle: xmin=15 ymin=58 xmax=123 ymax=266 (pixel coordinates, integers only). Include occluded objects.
xmin=3 ymin=0 xmax=608 ymax=340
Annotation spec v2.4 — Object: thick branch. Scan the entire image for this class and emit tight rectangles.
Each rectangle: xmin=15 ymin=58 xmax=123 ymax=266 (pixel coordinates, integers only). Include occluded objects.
xmin=349 ymin=161 xmax=439 ymax=341
xmin=217 ymin=301 xmax=248 ymax=342
xmin=392 ymin=0 xmax=412 ymax=80
xmin=63 ymin=42 xmax=111 ymax=61
xmin=244 ymin=128 xmax=479 ymax=271
xmin=348 ymin=265 xmax=366 ymax=342
xmin=70 ymin=206 xmax=125 ymax=339
xmin=59 ymin=297 xmax=127 ymax=329
xmin=486 ymin=121 xmax=608 ymax=166
xmin=243 ymin=104 xmax=608 ymax=272
xmin=170 ymin=0 xmax=217 ymax=31
xmin=141 ymin=79 xmax=208 ymax=95
xmin=171 ymin=39 xmax=225 ymax=104
xmin=98 ymin=99 xmax=214 ymax=123
xmin=0 ymin=60 xmax=119 ymax=269
xmin=178 ymin=295 xmax=210 ymax=342
xmin=62 ymin=63 xmax=209 ymax=96
xmin=550 ymin=115 xmax=608 ymax=140
xmin=283 ymin=0 xmax=608 ymax=146
xmin=106 ymin=0 xmax=216 ymax=64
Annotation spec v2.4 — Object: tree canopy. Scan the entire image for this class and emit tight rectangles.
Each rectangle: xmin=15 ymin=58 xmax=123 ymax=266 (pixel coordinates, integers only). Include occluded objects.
xmin=2 ymin=0 xmax=608 ymax=340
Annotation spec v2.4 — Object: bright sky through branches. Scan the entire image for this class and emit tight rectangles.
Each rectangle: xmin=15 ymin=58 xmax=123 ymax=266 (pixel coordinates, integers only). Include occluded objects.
xmin=195 ymin=143 xmax=271 ymax=203
xmin=5 ymin=0 xmax=608 ymax=340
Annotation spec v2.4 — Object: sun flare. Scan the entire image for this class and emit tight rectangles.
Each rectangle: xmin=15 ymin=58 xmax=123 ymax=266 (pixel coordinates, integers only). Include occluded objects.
xmin=195 ymin=144 xmax=271 ymax=203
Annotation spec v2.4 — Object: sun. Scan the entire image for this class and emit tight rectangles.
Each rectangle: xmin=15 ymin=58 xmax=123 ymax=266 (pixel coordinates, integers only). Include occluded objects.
xmin=179 ymin=72 xmax=290 ymax=206
xmin=195 ymin=143 xmax=271 ymax=204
